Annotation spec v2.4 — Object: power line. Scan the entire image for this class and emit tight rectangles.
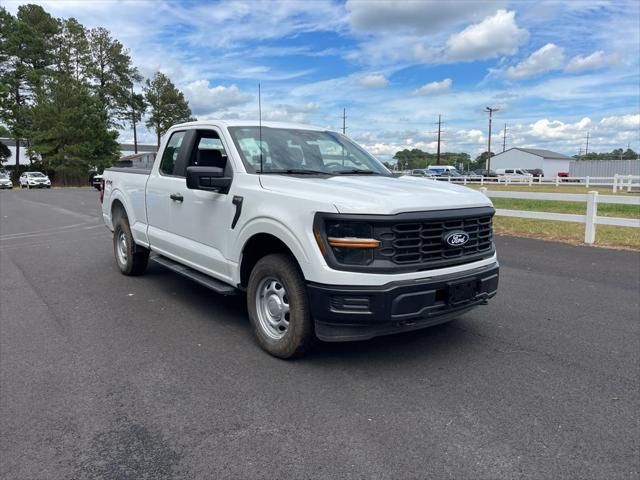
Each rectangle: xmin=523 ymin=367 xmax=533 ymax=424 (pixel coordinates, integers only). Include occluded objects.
xmin=584 ymin=132 xmax=590 ymax=156
xmin=502 ymin=123 xmax=507 ymax=152
xmin=485 ymin=107 xmax=499 ymax=170
xmin=436 ymin=114 xmax=442 ymax=165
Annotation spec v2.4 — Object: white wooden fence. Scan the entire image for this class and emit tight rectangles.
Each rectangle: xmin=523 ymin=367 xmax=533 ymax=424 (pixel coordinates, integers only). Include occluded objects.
xmin=478 ymin=188 xmax=640 ymax=244
xmin=403 ymin=172 xmax=640 ymax=192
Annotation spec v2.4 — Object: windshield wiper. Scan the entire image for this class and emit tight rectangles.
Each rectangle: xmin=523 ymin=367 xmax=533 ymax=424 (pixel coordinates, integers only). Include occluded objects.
xmin=258 ymin=169 xmax=332 ymax=175
xmin=332 ymin=169 xmax=381 ymax=175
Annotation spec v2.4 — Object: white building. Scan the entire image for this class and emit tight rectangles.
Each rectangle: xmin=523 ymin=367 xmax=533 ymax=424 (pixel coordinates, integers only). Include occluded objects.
xmin=490 ymin=147 xmax=573 ymax=177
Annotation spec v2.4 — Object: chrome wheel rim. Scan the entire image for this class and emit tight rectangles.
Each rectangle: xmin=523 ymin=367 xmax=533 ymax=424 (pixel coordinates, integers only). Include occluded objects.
xmin=255 ymin=276 xmax=290 ymax=340
xmin=116 ymin=230 xmax=128 ymax=266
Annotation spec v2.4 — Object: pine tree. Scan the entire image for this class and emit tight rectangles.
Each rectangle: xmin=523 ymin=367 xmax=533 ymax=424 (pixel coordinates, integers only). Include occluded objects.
xmin=144 ymin=72 xmax=194 ymax=147
xmin=28 ymin=75 xmax=119 ymax=185
xmin=88 ymin=27 xmax=141 ymax=128
xmin=128 ymin=85 xmax=146 ymax=153
xmin=0 ymin=5 xmax=58 ymax=167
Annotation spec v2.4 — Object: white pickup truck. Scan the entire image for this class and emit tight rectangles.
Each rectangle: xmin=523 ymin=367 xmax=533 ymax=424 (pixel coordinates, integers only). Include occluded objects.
xmin=101 ymin=120 xmax=498 ymax=358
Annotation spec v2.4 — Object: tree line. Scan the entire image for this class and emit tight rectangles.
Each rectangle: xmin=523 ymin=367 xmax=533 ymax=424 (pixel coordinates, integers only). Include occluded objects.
xmin=391 ymin=149 xmax=471 ymax=171
xmin=0 ymin=4 xmax=194 ymax=184
xmin=573 ymin=148 xmax=637 ymax=160
xmin=392 ymin=147 xmax=638 ymax=172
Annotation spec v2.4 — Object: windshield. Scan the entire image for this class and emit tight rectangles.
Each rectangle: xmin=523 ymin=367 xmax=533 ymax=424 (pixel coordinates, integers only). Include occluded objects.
xmin=228 ymin=127 xmax=390 ymax=176
xmin=28 ymin=172 xmax=46 ymax=177
xmin=0 ymin=173 xmax=8 ymax=179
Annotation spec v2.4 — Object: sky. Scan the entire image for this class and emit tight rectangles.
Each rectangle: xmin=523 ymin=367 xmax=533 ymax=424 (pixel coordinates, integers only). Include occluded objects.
xmin=4 ymin=0 xmax=640 ymax=161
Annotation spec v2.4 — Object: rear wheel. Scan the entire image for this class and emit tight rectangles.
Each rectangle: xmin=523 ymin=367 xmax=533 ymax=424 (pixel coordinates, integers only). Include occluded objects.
xmin=113 ymin=216 xmax=149 ymax=276
xmin=247 ymin=254 xmax=314 ymax=358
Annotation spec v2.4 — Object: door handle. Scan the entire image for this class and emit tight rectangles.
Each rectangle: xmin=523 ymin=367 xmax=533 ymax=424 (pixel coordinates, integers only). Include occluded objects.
xmin=170 ymin=193 xmax=184 ymax=202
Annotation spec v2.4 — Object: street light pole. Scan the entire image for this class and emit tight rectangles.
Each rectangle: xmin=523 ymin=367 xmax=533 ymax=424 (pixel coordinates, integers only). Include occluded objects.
xmin=485 ymin=107 xmax=499 ymax=171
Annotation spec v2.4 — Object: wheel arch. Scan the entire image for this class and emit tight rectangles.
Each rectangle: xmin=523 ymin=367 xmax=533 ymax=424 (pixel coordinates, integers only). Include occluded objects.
xmin=107 ymin=188 xmax=134 ymax=228
xmin=238 ymin=231 xmax=310 ymax=288
xmin=111 ymin=198 xmax=128 ymax=224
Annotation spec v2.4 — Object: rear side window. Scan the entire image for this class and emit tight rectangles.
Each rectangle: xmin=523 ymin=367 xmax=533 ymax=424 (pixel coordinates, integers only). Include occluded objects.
xmin=159 ymin=131 xmax=186 ymax=176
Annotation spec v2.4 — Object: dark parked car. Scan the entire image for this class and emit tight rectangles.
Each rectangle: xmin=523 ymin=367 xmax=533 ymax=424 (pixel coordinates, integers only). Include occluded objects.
xmin=473 ymin=169 xmax=498 ymax=177
xmin=90 ymin=173 xmax=103 ymax=190
xmin=526 ymin=169 xmax=544 ymax=177
xmin=436 ymin=170 xmax=463 ymax=181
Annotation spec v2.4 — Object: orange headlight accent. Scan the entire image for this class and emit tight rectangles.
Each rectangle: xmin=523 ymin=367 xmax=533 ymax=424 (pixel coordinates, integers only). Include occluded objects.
xmin=327 ymin=237 xmax=381 ymax=248
xmin=314 ymin=229 xmax=328 ymax=256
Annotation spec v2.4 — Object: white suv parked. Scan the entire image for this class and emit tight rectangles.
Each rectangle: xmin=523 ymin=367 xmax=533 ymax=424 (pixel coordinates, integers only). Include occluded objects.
xmin=0 ymin=172 xmax=13 ymax=189
xmin=19 ymin=171 xmax=51 ymax=189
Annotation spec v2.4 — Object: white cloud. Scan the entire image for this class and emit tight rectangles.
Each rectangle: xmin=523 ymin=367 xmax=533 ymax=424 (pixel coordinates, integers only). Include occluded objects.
xmin=414 ymin=78 xmax=452 ymax=95
xmin=599 ymin=114 xmax=640 ymax=130
xmin=528 ymin=117 xmax=592 ymax=140
xmin=458 ymin=129 xmax=485 ymax=144
xmin=347 ymin=0 xmax=505 ymax=34
xmin=505 ymin=43 xmax=565 ymax=79
xmin=565 ymin=50 xmax=620 ymax=72
xmin=182 ymin=81 xmax=252 ymax=115
xmin=358 ymin=74 xmax=389 ymax=88
xmin=445 ymin=10 xmax=528 ymax=61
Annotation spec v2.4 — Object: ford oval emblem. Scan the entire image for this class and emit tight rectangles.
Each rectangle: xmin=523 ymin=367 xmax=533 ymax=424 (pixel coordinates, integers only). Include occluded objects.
xmin=444 ymin=231 xmax=469 ymax=247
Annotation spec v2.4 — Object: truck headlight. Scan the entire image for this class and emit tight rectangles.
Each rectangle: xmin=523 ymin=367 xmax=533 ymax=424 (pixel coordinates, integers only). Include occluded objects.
xmin=323 ymin=221 xmax=379 ymax=265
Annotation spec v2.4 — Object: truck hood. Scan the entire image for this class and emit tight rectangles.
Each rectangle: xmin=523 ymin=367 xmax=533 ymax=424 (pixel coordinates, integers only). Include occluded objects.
xmin=259 ymin=174 xmax=492 ymax=214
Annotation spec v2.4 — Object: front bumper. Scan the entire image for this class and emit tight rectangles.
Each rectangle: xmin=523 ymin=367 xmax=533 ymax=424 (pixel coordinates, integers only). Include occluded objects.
xmin=0 ymin=184 xmax=12 ymax=189
xmin=28 ymin=183 xmax=50 ymax=188
xmin=307 ymin=262 xmax=499 ymax=341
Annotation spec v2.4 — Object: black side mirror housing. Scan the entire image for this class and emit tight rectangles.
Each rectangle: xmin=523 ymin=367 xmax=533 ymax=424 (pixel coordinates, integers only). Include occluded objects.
xmin=186 ymin=166 xmax=232 ymax=194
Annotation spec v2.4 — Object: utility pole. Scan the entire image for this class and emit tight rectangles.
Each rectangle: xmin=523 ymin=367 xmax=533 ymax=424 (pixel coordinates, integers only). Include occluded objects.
xmin=485 ymin=106 xmax=499 ymax=170
xmin=341 ymin=108 xmax=347 ymax=135
xmin=436 ymin=114 xmax=442 ymax=165
xmin=585 ymin=132 xmax=590 ymax=156
xmin=131 ymin=84 xmax=138 ymax=154
xmin=502 ymin=123 xmax=507 ymax=152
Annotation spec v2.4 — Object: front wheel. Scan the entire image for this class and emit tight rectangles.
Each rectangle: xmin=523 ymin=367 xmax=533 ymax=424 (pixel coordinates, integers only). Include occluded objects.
xmin=113 ymin=217 xmax=149 ymax=276
xmin=247 ymin=254 xmax=314 ymax=358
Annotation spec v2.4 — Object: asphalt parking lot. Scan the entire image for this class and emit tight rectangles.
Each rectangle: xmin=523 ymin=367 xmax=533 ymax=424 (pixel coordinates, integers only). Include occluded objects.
xmin=1 ymin=187 xmax=638 ymax=479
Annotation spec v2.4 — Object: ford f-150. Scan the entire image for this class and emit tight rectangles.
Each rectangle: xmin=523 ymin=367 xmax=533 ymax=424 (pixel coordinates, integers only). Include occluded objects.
xmin=101 ymin=120 xmax=499 ymax=358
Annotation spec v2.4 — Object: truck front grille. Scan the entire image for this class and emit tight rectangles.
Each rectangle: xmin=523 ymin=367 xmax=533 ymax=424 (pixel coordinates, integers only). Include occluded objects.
xmin=371 ymin=208 xmax=495 ymax=272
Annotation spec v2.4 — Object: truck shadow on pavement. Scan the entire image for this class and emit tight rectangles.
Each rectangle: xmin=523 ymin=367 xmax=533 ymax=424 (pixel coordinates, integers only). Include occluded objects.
xmin=143 ymin=262 xmax=478 ymax=365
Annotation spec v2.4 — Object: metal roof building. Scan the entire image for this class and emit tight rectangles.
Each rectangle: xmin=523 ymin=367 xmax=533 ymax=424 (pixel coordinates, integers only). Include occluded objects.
xmin=490 ymin=147 xmax=573 ymax=177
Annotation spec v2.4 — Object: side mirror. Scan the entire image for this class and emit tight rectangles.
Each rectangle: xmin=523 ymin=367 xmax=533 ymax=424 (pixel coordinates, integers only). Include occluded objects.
xmin=186 ymin=166 xmax=232 ymax=194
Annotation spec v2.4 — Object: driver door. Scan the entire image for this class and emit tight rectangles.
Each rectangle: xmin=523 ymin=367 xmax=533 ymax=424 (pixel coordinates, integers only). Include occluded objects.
xmin=170 ymin=129 xmax=235 ymax=282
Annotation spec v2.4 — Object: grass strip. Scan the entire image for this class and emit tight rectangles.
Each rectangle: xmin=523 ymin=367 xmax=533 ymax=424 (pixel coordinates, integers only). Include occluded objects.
xmin=466 ymin=184 xmax=638 ymax=196
xmin=494 ymin=217 xmax=640 ymax=250
xmin=490 ymin=197 xmax=639 ymax=219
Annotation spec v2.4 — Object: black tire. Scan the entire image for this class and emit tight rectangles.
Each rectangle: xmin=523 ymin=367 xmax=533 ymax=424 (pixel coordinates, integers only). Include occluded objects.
xmin=113 ymin=216 xmax=149 ymax=276
xmin=247 ymin=253 xmax=314 ymax=359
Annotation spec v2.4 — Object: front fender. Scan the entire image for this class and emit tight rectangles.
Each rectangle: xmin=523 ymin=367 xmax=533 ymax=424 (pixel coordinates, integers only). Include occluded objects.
xmin=231 ymin=216 xmax=320 ymax=284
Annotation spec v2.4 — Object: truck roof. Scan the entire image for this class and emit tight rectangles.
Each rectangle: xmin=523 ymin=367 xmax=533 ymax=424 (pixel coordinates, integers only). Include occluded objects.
xmin=172 ymin=119 xmax=328 ymax=131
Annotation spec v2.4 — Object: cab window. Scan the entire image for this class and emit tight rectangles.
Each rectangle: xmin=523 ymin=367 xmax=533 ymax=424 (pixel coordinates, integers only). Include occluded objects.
xmin=187 ymin=130 xmax=232 ymax=176
xmin=159 ymin=131 xmax=186 ymax=176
